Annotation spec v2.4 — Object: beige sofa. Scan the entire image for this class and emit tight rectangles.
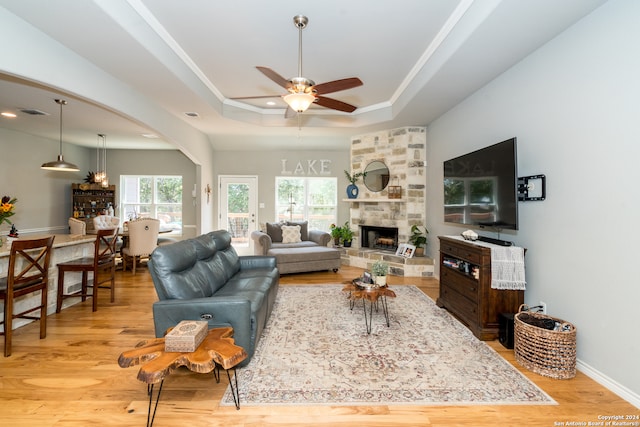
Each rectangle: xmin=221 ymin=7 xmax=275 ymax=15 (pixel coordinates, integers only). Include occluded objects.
xmin=251 ymin=221 xmax=341 ymax=274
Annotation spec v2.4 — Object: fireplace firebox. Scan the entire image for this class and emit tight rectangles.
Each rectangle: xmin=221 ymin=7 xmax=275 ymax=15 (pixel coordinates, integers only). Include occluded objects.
xmin=360 ymin=225 xmax=399 ymax=251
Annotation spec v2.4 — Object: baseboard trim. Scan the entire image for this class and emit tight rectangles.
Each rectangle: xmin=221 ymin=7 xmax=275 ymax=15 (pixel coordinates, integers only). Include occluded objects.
xmin=577 ymin=358 xmax=640 ymax=408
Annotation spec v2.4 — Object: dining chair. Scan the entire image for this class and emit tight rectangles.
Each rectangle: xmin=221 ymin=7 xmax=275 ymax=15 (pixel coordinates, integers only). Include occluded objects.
xmin=68 ymin=217 xmax=86 ymax=235
xmin=93 ymin=215 xmax=120 ymax=230
xmin=121 ymin=218 xmax=159 ymax=274
xmin=56 ymin=227 xmax=118 ymax=313
xmin=0 ymin=236 xmax=55 ymax=357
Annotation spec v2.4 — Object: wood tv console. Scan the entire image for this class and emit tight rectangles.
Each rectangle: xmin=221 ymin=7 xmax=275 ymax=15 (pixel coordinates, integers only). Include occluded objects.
xmin=437 ymin=236 xmax=524 ymax=340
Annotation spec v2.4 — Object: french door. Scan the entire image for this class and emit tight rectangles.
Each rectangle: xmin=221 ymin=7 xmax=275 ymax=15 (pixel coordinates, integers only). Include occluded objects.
xmin=218 ymin=176 xmax=258 ymax=255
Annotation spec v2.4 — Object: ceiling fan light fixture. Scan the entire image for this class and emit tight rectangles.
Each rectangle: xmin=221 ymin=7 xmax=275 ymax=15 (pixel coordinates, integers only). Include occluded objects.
xmin=41 ymin=99 xmax=79 ymax=172
xmin=283 ymin=92 xmax=315 ymax=113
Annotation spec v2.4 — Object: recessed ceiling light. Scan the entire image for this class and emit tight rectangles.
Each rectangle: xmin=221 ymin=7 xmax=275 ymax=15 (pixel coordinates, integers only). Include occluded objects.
xmin=1 ymin=112 xmax=17 ymax=118
xmin=266 ymin=101 xmax=276 ymax=106
xmin=142 ymin=133 xmax=159 ymax=139
xmin=184 ymin=112 xmax=199 ymax=118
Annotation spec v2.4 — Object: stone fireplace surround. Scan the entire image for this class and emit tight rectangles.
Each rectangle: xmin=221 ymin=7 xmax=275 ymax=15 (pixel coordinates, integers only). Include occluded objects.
xmin=341 ymin=127 xmax=434 ymax=277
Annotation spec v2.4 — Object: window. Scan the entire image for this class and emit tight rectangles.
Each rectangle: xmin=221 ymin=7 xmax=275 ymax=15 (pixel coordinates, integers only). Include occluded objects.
xmin=275 ymin=177 xmax=337 ymax=231
xmin=120 ymin=175 xmax=183 ymax=233
xmin=444 ymin=177 xmax=497 ymax=225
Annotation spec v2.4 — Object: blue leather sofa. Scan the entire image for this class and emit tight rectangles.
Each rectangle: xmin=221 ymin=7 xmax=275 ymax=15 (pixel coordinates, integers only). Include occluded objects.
xmin=148 ymin=230 xmax=279 ymax=366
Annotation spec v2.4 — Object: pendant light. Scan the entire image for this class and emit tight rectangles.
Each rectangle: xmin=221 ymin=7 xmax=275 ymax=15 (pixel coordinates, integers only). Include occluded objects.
xmin=94 ymin=134 xmax=104 ymax=184
xmin=100 ymin=133 xmax=109 ymax=188
xmin=41 ymin=99 xmax=79 ymax=171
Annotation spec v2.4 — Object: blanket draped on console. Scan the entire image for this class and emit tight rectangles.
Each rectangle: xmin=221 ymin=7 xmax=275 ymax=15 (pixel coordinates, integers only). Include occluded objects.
xmin=451 ymin=236 xmax=526 ymax=290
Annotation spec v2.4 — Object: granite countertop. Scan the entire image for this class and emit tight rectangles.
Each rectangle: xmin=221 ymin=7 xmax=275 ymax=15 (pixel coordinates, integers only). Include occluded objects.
xmin=0 ymin=234 xmax=96 ymax=257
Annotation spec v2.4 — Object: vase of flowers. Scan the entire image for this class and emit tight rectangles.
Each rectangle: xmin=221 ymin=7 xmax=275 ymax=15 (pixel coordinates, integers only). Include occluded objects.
xmin=0 ymin=195 xmax=17 ymax=227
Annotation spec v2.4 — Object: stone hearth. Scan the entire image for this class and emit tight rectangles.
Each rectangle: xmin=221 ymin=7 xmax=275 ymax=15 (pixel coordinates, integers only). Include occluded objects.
xmin=339 ymin=247 xmax=433 ymax=278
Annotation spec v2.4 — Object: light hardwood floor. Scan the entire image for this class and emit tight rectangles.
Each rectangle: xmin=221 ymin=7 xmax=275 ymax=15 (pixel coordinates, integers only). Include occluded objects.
xmin=0 ymin=265 xmax=636 ymax=426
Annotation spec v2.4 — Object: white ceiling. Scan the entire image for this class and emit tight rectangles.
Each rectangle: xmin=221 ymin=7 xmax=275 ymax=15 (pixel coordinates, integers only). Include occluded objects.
xmin=0 ymin=0 xmax=607 ymax=151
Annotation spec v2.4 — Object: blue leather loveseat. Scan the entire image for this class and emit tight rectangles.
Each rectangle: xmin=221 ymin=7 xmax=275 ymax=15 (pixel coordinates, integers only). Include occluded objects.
xmin=148 ymin=230 xmax=279 ymax=366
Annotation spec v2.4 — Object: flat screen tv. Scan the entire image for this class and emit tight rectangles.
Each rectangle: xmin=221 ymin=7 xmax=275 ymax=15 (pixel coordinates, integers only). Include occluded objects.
xmin=443 ymin=137 xmax=518 ymax=230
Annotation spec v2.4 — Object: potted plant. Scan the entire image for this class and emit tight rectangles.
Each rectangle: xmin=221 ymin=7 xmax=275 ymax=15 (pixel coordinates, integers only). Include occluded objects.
xmin=344 ymin=170 xmax=366 ymax=199
xmin=371 ymin=260 xmax=389 ymax=286
xmin=409 ymin=224 xmax=429 ymax=256
xmin=330 ymin=223 xmax=342 ymax=246
xmin=341 ymin=221 xmax=354 ymax=247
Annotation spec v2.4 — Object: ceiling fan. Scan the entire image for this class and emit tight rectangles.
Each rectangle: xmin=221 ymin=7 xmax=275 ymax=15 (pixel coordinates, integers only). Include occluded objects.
xmin=232 ymin=15 xmax=363 ymax=117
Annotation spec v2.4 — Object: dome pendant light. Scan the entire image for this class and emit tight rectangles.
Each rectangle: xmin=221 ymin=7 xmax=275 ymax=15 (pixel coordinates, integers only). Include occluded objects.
xmin=41 ymin=99 xmax=79 ymax=171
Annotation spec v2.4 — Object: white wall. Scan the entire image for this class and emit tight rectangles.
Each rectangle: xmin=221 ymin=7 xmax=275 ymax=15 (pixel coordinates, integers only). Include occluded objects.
xmin=0 ymin=127 xmax=91 ymax=234
xmin=426 ymin=0 xmax=639 ymax=404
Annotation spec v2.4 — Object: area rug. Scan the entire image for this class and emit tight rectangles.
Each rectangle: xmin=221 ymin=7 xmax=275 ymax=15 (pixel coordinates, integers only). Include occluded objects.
xmin=221 ymin=285 xmax=555 ymax=406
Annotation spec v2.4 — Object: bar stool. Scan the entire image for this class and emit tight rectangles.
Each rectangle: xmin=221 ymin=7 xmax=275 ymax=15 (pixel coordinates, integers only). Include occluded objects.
xmin=0 ymin=236 xmax=55 ymax=357
xmin=56 ymin=228 xmax=118 ymax=313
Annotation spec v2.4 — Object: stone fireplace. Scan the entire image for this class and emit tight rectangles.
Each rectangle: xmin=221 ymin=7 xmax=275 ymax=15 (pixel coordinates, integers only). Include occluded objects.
xmin=340 ymin=127 xmax=434 ymax=277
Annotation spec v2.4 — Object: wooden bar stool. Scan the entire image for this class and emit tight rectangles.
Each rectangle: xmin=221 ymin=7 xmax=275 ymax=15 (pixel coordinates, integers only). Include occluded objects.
xmin=56 ymin=228 xmax=118 ymax=313
xmin=0 ymin=236 xmax=55 ymax=357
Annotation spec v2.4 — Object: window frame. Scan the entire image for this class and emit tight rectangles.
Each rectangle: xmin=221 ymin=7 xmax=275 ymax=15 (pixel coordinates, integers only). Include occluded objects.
xmin=119 ymin=175 xmax=183 ymax=234
xmin=275 ymin=176 xmax=337 ymax=230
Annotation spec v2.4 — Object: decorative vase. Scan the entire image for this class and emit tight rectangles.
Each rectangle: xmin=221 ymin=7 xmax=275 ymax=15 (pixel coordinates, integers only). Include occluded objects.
xmin=343 ymin=240 xmax=352 ymax=248
xmin=333 ymin=237 xmax=340 ymax=246
xmin=375 ymin=275 xmax=387 ymax=286
xmin=415 ymin=247 xmax=424 ymax=257
xmin=346 ymin=184 xmax=359 ymax=199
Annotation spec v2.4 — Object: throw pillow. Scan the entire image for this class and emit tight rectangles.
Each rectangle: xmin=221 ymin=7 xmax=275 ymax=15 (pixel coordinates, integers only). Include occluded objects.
xmin=266 ymin=222 xmax=283 ymax=242
xmin=281 ymin=225 xmax=302 ymax=244
xmin=286 ymin=220 xmax=308 ymax=241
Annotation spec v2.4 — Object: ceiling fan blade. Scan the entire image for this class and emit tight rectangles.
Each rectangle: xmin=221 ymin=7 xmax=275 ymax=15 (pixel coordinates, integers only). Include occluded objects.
xmin=314 ymin=96 xmax=358 ymax=113
xmin=313 ymin=77 xmax=363 ymax=95
xmin=256 ymin=66 xmax=291 ymax=89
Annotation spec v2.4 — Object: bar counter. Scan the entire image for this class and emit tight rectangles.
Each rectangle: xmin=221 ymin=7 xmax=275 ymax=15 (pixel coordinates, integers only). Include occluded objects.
xmin=0 ymin=233 xmax=96 ymax=331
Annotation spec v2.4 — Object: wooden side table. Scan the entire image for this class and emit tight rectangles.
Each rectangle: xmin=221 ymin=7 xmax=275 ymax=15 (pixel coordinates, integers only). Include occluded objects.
xmin=118 ymin=327 xmax=247 ymax=427
xmin=343 ymin=281 xmax=396 ymax=334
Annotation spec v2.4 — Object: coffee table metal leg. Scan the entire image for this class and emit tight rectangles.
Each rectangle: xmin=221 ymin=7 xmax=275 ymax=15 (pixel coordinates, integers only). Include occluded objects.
xmin=225 ymin=368 xmax=241 ymax=410
xmin=146 ymin=380 xmax=164 ymax=427
xmin=363 ymin=298 xmax=374 ymax=334
xmin=214 ymin=365 xmax=241 ymax=410
xmin=381 ymin=295 xmax=390 ymax=327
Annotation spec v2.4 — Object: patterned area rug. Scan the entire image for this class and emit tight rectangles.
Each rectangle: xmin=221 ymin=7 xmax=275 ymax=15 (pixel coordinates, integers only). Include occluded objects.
xmin=221 ymin=285 xmax=555 ymax=406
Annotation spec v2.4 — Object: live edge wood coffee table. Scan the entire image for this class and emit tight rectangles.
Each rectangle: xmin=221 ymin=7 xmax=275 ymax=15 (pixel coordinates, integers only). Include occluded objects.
xmin=343 ymin=280 xmax=396 ymax=334
xmin=118 ymin=327 xmax=247 ymax=427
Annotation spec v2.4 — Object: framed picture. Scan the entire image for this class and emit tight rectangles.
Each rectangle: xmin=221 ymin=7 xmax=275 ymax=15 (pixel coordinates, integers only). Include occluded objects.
xmin=402 ymin=244 xmax=416 ymax=258
xmin=395 ymin=244 xmax=407 ymax=256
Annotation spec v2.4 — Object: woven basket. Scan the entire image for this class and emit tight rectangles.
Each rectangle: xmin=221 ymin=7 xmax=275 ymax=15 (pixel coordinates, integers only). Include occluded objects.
xmin=514 ymin=304 xmax=577 ymax=379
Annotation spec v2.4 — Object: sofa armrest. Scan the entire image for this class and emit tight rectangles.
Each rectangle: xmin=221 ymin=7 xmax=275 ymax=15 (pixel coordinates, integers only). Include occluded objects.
xmin=239 ymin=255 xmax=277 ymax=270
xmin=251 ymin=230 xmax=272 ymax=255
xmin=308 ymin=229 xmax=331 ymax=246
xmin=152 ymin=296 xmax=253 ymax=353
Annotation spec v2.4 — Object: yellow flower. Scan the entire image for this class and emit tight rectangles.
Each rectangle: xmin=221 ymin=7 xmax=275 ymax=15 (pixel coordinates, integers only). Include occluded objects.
xmin=0 ymin=196 xmax=17 ymax=226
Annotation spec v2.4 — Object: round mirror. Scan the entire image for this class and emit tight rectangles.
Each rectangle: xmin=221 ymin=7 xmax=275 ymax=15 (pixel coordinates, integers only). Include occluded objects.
xmin=363 ymin=161 xmax=390 ymax=192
